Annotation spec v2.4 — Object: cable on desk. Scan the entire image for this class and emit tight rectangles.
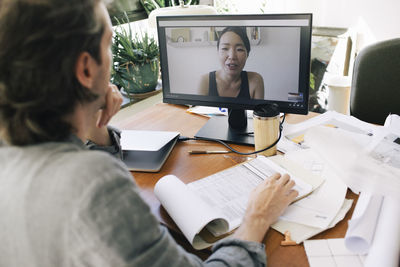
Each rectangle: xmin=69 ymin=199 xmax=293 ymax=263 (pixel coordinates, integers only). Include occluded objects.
xmin=179 ymin=114 xmax=286 ymax=156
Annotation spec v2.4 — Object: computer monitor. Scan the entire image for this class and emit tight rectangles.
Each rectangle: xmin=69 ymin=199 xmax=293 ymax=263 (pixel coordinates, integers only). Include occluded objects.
xmin=157 ymin=14 xmax=312 ymax=145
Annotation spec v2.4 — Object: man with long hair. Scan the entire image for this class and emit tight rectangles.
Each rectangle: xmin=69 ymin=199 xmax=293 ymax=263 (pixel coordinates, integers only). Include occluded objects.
xmin=0 ymin=1 xmax=298 ymax=266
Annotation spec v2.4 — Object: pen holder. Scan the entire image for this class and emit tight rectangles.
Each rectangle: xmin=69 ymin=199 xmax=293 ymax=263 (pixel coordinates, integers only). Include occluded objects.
xmin=253 ymin=103 xmax=280 ymax=157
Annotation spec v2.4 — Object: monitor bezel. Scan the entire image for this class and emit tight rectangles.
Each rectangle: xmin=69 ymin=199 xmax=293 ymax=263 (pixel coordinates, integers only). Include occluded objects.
xmin=157 ymin=13 xmax=312 ymax=115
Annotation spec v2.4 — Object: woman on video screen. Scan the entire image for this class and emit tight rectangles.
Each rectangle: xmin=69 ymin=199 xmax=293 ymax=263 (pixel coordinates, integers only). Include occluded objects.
xmin=198 ymin=26 xmax=264 ymax=99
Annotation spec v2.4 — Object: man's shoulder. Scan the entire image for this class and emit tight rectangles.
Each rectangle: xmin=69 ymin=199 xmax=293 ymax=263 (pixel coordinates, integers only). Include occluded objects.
xmin=28 ymin=141 xmax=130 ymax=184
xmin=59 ymin=145 xmax=128 ymax=179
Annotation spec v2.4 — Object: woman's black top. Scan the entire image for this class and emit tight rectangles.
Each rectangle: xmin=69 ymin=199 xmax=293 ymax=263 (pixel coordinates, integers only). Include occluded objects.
xmin=208 ymin=71 xmax=250 ymax=98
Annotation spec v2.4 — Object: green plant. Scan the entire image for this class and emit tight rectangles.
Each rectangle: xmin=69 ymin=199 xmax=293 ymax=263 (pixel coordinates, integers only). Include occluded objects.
xmin=310 ymin=73 xmax=315 ymax=91
xmin=112 ymin=15 xmax=160 ymax=93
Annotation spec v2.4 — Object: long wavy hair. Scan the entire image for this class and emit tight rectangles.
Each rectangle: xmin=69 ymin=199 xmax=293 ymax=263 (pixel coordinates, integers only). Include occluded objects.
xmin=0 ymin=0 xmax=106 ymax=146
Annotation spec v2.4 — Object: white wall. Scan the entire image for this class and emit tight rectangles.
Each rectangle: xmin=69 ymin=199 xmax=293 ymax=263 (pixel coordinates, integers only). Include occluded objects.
xmin=124 ymin=0 xmax=400 ymax=49
xmin=262 ymin=0 xmax=400 ymax=48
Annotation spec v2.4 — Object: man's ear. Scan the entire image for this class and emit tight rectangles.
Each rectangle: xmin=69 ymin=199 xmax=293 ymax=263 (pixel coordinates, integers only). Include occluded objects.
xmin=75 ymin=51 xmax=97 ymax=89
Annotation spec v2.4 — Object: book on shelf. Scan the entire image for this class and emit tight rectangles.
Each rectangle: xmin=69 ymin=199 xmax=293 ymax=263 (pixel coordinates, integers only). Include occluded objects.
xmin=154 ymin=155 xmax=320 ymax=250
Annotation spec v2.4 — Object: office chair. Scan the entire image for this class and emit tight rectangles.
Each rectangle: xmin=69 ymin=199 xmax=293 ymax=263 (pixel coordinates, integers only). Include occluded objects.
xmin=350 ymin=38 xmax=400 ymax=125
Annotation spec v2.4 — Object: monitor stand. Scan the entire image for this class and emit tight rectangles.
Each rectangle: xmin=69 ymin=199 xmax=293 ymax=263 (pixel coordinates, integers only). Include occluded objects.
xmin=194 ymin=109 xmax=254 ymax=146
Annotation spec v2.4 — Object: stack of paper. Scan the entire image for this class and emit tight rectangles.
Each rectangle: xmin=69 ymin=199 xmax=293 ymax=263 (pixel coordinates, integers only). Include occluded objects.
xmin=300 ymin=112 xmax=400 ymax=266
xmin=305 ymin=126 xmax=400 ymax=196
xmin=272 ymin=111 xmax=391 ymax=245
xmin=154 ymin=156 xmax=316 ymax=250
xmin=270 ymin=149 xmax=350 ymax=244
xmin=277 ymin=110 xmax=378 ymax=154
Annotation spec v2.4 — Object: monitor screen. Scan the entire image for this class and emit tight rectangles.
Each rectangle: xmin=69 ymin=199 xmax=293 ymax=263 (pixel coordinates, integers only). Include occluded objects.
xmin=157 ymin=14 xmax=312 ymax=145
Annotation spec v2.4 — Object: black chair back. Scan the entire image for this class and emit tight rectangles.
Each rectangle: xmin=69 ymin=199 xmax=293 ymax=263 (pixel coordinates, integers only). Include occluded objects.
xmin=350 ymin=38 xmax=400 ymax=125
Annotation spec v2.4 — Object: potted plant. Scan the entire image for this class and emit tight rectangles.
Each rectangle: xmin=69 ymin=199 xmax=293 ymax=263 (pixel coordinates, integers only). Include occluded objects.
xmin=111 ymin=15 xmax=160 ymax=96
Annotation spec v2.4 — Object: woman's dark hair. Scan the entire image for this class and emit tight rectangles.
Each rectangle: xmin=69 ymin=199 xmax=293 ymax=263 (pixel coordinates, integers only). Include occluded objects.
xmin=217 ymin=26 xmax=251 ymax=55
xmin=0 ymin=0 xmax=105 ymax=146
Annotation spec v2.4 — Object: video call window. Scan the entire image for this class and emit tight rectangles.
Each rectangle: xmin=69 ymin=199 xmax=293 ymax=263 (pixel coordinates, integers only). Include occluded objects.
xmin=161 ymin=20 xmax=306 ymax=103
xmin=158 ymin=15 xmax=312 ymax=115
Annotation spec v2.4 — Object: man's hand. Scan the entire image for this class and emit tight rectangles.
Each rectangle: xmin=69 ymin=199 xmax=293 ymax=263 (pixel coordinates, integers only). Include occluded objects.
xmin=86 ymin=83 xmax=123 ymax=146
xmin=233 ymin=173 xmax=298 ymax=243
xmin=97 ymin=83 xmax=123 ymax=128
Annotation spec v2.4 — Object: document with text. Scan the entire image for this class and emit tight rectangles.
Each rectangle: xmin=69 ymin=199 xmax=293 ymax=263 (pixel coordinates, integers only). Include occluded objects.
xmin=154 ymin=156 xmax=314 ymax=250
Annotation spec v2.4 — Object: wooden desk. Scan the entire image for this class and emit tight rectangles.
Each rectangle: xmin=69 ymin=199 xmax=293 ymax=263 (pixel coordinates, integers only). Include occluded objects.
xmin=113 ymin=103 xmax=358 ymax=266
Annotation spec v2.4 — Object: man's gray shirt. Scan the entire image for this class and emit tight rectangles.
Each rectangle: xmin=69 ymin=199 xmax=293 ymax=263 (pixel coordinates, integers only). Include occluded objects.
xmin=0 ymin=135 xmax=266 ymax=266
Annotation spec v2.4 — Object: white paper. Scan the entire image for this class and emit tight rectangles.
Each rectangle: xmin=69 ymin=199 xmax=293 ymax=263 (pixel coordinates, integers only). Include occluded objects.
xmin=364 ymin=196 xmax=400 ymax=267
xmin=293 ymin=111 xmax=377 ymax=136
xmin=155 ymin=157 xmax=315 ymax=249
xmin=186 ymin=106 xmax=256 ymax=118
xmin=305 ymin=239 xmax=332 ymax=256
xmin=186 ymin=106 xmax=228 ymax=117
xmin=188 ymin=164 xmax=261 ymax=231
xmin=384 ymin=113 xmax=400 ymax=134
xmin=246 ymin=156 xmax=313 ymax=199
xmin=300 ymin=117 xmax=400 ymax=266
xmin=304 ymin=238 xmax=364 ymax=267
xmin=154 ymin=175 xmax=228 ymax=250
xmin=121 ymin=130 xmax=179 ymax=151
xmin=276 ymin=137 xmax=302 ymax=153
xmin=272 ymin=199 xmax=353 ymax=244
xmin=188 ymin=156 xmax=313 ymax=232
xmin=279 ymin=149 xmax=347 ymax=229
xmin=368 ymin=133 xmax=400 ymax=169
xmin=345 ymin=193 xmax=383 ymax=254
xmin=306 ymin=126 xmax=400 ymax=197
xmin=278 ymin=110 xmax=378 ymax=153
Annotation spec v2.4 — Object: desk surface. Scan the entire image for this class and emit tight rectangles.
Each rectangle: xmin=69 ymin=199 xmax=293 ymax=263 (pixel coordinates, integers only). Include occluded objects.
xmin=113 ymin=103 xmax=358 ymax=266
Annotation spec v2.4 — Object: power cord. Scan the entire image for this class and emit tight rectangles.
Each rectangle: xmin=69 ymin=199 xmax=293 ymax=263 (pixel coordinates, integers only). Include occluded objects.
xmin=178 ymin=114 xmax=286 ymax=155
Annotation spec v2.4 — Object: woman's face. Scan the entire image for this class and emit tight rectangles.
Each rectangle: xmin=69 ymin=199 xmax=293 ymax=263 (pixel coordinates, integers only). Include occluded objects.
xmin=218 ymin=31 xmax=248 ymax=76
